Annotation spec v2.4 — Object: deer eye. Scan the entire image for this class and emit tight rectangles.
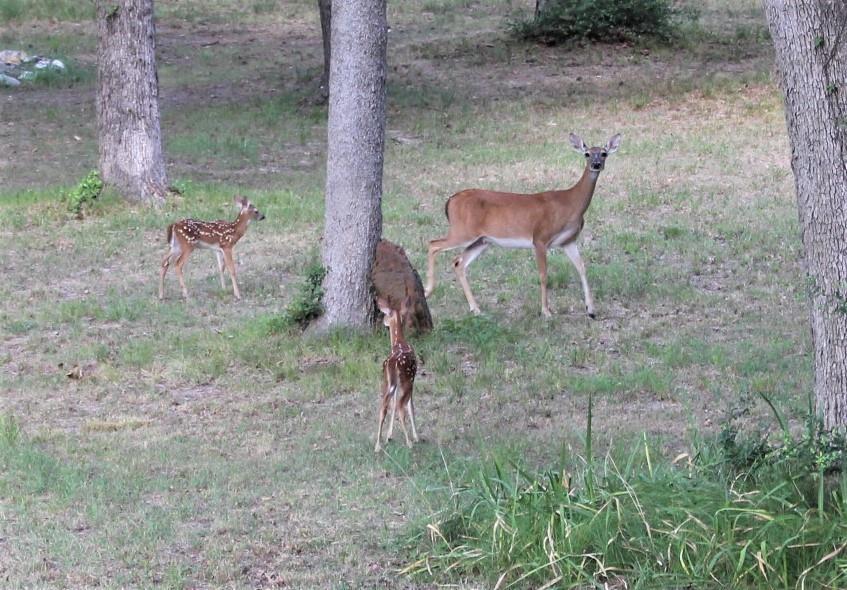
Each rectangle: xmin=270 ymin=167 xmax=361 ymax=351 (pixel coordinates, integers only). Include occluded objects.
xmin=601 ymin=152 xmax=607 ymax=158
xmin=584 ymin=153 xmax=590 ymax=158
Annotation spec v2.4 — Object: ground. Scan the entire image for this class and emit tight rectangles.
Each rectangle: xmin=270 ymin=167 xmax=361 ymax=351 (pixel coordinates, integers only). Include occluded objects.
xmin=0 ymin=1 xmax=811 ymax=588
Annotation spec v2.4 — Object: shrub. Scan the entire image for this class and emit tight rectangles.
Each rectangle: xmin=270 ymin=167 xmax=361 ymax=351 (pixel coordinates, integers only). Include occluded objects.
xmin=511 ymin=0 xmax=693 ymax=44
xmin=270 ymin=261 xmax=326 ymax=332
xmin=405 ymin=398 xmax=847 ymax=588
xmin=66 ymin=170 xmax=103 ymax=218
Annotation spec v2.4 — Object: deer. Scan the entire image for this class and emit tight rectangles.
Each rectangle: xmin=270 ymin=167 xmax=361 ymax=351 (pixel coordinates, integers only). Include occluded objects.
xmin=159 ymin=196 xmax=265 ymax=300
xmin=375 ymin=296 xmax=419 ymax=453
xmin=425 ymin=132 xmax=621 ymax=319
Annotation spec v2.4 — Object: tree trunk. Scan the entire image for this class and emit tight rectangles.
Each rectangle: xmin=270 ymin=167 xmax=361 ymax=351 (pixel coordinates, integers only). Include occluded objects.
xmin=96 ymin=0 xmax=168 ymax=206
xmin=317 ymin=0 xmax=387 ymax=330
xmin=317 ymin=0 xmax=331 ymax=104
xmin=763 ymin=0 xmax=847 ymax=430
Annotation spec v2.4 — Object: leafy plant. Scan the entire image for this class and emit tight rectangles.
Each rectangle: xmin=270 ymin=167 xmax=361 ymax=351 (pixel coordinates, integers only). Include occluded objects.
xmin=405 ymin=397 xmax=847 ymax=589
xmin=271 ymin=261 xmax=326 ymax=331
xmin=511 ymin=0 xmax=695 ymax=44
xmin=66 ymin=170 xmax=103 ymax=218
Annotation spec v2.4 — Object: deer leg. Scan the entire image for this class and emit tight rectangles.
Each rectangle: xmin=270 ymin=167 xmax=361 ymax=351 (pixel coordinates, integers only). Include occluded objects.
xmin=375 ymin=390 xmax=390 ymax=453
xmin=396 ymin=403 xmax=413 ymax=448
xmin=426 ymin=235 xmax=475 ymax=297
xmin=159 ymin=251 xmax=173 ymax=300
xmin=384 ymin=381 xmax=398 ymax=440
xmin=533 ymin=241 xmax=552 ymax=318
xmin=407 ymin=397 xmax=419 ymax=443
xmin=453 ymin=238 xmax=489 ymax=315
xmin=563 ymin=242 xmax=595 ymax=318
xmin=174 ymin=251 xmax=191 ymax=299
xmin=215 ymin=251 xmax=227 ymax=289
xmin=222 ymin=248 xmax=241 ymax=300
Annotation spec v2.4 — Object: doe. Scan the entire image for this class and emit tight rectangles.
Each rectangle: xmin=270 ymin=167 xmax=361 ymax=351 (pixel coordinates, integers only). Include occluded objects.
xmin=425 ymin=132 xmax=621 ymax=318
xmin=375 ymin=296 xmax=419 ymax=453
xmin=159 ymin=195 xmax=265 ymax=300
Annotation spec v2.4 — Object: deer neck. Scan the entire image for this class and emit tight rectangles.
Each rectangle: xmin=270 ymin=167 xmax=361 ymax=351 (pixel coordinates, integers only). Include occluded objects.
xmin=564 ymin=165 xmax=601 ymax=216
xmin=231 ymin=210 xmax=252 ymax=241
xmin=389 ymin=318 xmax=408 ymax=350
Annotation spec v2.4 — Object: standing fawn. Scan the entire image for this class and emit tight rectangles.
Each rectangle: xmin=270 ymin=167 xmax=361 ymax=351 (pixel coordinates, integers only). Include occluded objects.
xmin=375 ymin=296 xmax=419 ymax=453
xmin=426 ymin=132 xmax=621 ymax=318
xmin=159 ymin=196 xmax=265 ymax=300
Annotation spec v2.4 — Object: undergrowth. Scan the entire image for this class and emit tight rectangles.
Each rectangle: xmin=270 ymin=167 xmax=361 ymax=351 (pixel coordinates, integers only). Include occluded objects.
xmin=405 ymin=396 xmax=847 ymax=589
xmin=511 ymin=0 xmax=696 ymax=44
xmin=270 ymin=260 xmax=326 ymax=331
xmin=66 ymin=170 xmax=103 ymax=218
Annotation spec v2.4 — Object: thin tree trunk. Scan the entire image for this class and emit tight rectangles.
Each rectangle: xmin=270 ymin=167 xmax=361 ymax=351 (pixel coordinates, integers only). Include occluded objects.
xmin=763 ymin=0 xmax=847 ymax=430
xmin=317 ymin=0 xmax=331 ymax=104
xmin=96 ymin=0 xmax=168 ymax=205
xmin=318 ymin=0 xmax=387 ymax=330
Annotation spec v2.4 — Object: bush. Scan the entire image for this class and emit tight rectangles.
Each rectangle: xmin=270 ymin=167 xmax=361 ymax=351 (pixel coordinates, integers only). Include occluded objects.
xmin=269 ymin=261 xmax=326 ymax=332
xmin=66 ymin=170 xmax=103 ymax=218
xmin=512 ymin=0 xmax=693 ymax=44
xmin=405 ymin=398 xmax=847 ymax=588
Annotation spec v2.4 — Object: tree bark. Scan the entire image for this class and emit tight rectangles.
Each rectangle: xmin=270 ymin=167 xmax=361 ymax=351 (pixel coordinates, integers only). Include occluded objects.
xmin=317 ymin=0 xmax=332 ymax=104
xmin=535 ymin=0 xmax=550 ymax=20
xmin=317 ymin=0 xmax=387 ymax=330
xmin=763 ymin=0 xmax=847 ymax=430
xmin=96 ymin=0 xmax=168 ymax=206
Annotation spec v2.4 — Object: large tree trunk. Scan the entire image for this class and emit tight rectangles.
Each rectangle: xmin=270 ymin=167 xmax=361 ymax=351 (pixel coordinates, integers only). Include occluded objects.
xmin=317 ymin=0 xmax=331 ymax=104
xmin=763 ymin=0 xmax=847 ymax=429
xmin=317 ymin=0 xmax=387 ymax=330
xmin=96 ymin=0 xmax=168 ymax=206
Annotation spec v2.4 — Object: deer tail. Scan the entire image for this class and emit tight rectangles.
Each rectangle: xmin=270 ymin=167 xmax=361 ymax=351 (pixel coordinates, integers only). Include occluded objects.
xmin=166 ymin=223 xmax=174 ymax=244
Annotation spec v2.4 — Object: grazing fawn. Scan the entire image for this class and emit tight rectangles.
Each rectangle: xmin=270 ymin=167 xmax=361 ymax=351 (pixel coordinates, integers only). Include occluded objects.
xmin=426 ymin=132 xmax=621 ymax=318
xmin=159 ymin=196 xmax=265 ymax=300
xmin=375 ymin=296 xmax=419 ymax=452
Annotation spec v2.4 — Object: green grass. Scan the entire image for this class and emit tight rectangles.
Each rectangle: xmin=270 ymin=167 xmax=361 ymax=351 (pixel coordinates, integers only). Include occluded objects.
xmin=405 ymin=434 xmax=847 ymax=589
xmin=0 ymin=0 xmax=93 ymax=22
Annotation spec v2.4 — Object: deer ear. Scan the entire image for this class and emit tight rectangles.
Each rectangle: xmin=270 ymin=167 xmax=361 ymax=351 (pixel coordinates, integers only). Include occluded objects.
xmin=605 ymin=134 xmax=622 ymax=154
xmin=234 ymin=195 xmax=247 ymax=208
xmin=569 ymin=133 xmax=587 ymax=153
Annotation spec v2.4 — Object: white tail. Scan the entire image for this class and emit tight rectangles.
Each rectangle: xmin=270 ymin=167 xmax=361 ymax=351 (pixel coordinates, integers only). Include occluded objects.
xmin=425 ymin=132 xmax=621 ymax=318
xmin=374 ymin=296 xmax=419 ymax=452
xmin=159 ymin=196 xmax=266 ymax=300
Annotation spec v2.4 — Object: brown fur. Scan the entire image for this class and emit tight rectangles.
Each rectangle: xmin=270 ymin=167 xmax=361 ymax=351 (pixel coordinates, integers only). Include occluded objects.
xmin=371 ymin=239 xmax=433 ymax=334
xmin=374 ymin=296 xmax=419 ymax=452
xmin=159 ymin=196 xmax=265 ymax=301
xmin=425 ymin=133 xmax=620 ymax=318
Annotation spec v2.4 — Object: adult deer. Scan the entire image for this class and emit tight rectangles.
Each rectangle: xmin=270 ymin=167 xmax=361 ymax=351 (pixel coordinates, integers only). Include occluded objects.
xmin=375 ymin=296 xmax=419 ymax=453
xmin=425 ymin=132 xmax=621 ymax=318
xmin=159 ymin=196 xmax=265 ymax=300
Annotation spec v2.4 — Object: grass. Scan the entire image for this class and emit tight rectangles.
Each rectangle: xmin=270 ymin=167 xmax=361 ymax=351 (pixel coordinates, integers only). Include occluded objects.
xmin=0 ymin=0 xmax=93 ymax=22
xmin=0 ymin=0 xmax=820 ymax=587
xmin=404 ymin=425 xmax=847 ymax=589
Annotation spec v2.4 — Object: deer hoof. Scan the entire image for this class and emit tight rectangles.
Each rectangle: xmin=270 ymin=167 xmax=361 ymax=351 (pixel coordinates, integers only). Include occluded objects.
xmin=588 ymin=311 xmax=597 ymax=319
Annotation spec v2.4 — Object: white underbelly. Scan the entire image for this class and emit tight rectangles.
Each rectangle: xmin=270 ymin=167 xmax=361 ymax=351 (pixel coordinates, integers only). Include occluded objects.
xmin=486 ymin=236 xmax=534 ymax=249
xmin=550 ymin=228 xmax=578 ymax=247
xmin=194 ymin=240 xmax=223 ymax=252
